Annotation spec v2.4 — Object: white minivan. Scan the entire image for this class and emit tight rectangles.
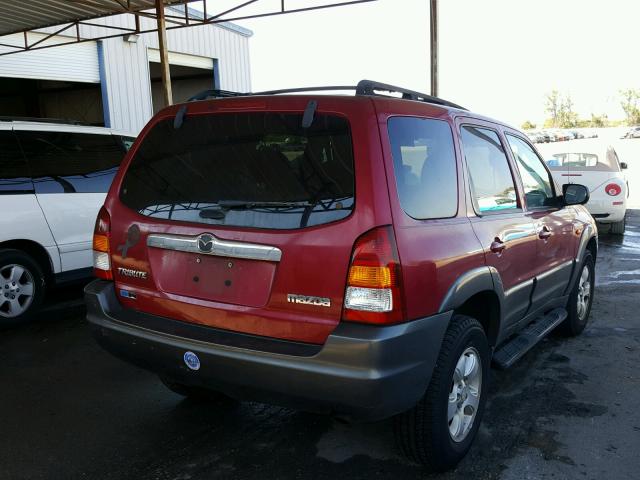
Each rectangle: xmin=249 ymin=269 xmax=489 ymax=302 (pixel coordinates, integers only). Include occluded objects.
xmin=0 ymin=120 xmax=134 ymax=325
xmin=541 ymin=144 xmax=628 ymax=234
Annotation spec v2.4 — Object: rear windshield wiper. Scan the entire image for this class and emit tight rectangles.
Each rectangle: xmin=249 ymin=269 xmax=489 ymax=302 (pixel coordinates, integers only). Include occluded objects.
xmin=199 ymin=200 xmax=312 ymax=219
xmin=216 ymin=200 xmax=313 ymax=209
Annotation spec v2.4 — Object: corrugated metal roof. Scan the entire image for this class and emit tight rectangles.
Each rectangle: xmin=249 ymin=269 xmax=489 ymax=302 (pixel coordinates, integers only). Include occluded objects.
xmin=0 ymin=0 xmax=192 ymax=36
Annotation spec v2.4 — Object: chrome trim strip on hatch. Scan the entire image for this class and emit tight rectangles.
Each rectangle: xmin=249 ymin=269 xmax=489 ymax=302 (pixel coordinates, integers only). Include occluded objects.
xmin=146 ymin=233 xmax=282 ymax=262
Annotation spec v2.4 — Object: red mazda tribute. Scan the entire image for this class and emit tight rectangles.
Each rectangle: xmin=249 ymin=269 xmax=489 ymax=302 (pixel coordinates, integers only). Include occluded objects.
xmin=85 ymin=81 xmax=597 ymax=471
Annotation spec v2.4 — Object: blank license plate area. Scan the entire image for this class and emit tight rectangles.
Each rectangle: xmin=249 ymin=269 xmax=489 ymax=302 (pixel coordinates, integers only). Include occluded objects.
xmin=149 ymin=249 xmax=276 ymax=308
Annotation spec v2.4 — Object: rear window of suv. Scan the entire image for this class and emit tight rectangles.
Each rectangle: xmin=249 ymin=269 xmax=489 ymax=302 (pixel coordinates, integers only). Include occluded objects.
xmin=120 ymin=112 xmax=354 ymax=229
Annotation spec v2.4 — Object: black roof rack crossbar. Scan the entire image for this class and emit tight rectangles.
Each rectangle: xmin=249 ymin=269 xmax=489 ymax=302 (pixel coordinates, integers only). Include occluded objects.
xmin=186 ymin=80 xmax=467 ymax=110
xmin=356 ymin=80 xmax=467 ymax=110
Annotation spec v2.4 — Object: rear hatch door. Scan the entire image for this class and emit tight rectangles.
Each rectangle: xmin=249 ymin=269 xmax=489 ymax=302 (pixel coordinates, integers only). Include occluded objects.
xmin=107 ymin=97 xmax=388 ymax=344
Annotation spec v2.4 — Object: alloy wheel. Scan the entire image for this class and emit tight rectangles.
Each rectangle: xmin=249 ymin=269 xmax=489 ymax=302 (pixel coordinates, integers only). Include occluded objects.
xmin=448 ymin=347 xmax=482 ymax=442
xmin=0 ymin=264 xmax=35 ymax=318
xmin=576 ymin=264 xmax=592 ymax=321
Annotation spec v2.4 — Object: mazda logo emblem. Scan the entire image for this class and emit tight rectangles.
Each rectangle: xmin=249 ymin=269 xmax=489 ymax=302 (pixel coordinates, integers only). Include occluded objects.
xmin=197 ymin=234 xmax=215 ymax=253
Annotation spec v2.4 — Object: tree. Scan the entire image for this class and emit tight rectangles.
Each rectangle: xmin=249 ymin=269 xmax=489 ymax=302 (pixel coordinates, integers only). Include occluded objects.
xmin=558 ymin=94 xmax=578 ymax=128
xmin=544 ymin=91 xmax=578 ymax=128
xmin=620 ymin=89 xmax=640 ymax=126
xmin=521 ymin=120 xmax=536 ymax=130
xmin=545 ymin=90 xmax=560 ymax=127
xmin=590 ymin=113 xmax=608 ymax=128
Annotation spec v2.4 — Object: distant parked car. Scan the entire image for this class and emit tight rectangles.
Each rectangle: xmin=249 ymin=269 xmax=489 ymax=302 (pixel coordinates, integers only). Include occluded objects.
xmin=545 ymin=145 xmax=628 ymax=234
xmin=581 ymin=130 xmax=598 ymax=139
xmin=526 ymin=132 xmax=544 ymax=143
xmin=621 ymin=126 xmax=640 ymax=139
xmin=0 ymin=119 xmax=134 ymax=325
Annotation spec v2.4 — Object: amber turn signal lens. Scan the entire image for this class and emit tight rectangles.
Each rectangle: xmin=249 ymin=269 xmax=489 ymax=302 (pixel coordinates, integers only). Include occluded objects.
xmin=93 ymin=234 xmax=110 ymax=253
xmin=348 ymin=265 xmax=393 ymax=288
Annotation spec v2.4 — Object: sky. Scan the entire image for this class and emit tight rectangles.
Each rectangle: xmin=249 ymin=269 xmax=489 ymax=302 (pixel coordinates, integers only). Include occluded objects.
xmin=199 ymin=0 xmax=640 ymax=127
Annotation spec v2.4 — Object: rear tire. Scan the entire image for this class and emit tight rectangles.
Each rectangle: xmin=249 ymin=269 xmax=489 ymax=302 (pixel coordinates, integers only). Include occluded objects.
xmin=0 ymin=249 xmax=45 ymax=328
xmin=559 ymin=251 xmax=595 ymax=337
xmin=394 ymin=314 xmax=490 ymax=471
xmin=160 ymin=376 xmax=238 ymax=405
xmin=609 ymin=218 xmax=625 ymax=235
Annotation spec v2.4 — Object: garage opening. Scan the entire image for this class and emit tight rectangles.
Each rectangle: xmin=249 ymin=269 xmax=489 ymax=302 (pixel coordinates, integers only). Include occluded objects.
xmin=0 ymin=77 xmax=105 ymax=125
xmin=149 ymin=58 xmax=216 ymax=114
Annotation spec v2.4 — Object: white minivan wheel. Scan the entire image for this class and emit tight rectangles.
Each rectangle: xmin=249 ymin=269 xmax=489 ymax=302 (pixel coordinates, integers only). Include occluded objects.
xmin=0 ymin=249 xmax=45 ymax=328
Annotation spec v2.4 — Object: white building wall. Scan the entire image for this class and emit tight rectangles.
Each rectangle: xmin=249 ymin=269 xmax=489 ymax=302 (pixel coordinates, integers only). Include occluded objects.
xmin=25 ymin=9 xmax=252 ymax=134
xmin=0 ymin=33 xmax=100 ymax=83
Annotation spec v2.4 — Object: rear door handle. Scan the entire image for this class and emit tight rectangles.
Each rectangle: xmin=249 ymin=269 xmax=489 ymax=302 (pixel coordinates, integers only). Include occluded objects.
xmin=490 ymin=238 xmax=506 ymax=254
xmin=538 ymin=226 xmax=552 ymax=240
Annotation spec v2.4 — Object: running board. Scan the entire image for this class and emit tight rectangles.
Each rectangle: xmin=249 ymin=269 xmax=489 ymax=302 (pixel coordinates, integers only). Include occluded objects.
xmin=492 ymin=307 xmax=568 ymax=369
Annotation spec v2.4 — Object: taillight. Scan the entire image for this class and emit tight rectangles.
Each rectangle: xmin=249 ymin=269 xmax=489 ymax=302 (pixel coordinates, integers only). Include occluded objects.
xmin=93 ymin=206 xmax=112 ymax=280
xmin=605 ymin=183 xmax=622 ymax=196
xmin=343 ymin=226 xmax=405 ymax=324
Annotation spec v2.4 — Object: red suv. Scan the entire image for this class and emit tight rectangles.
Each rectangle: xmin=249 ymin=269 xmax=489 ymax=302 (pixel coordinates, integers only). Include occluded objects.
xmin=85 ymin=81 xmax=597 ymax=471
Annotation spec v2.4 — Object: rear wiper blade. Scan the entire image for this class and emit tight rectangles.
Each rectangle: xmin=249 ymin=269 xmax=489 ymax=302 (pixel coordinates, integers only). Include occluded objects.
xmin=198 ymin=201 xmax=311 ymax=218
xmin=215 ymin=200 xmax=313 ymax=209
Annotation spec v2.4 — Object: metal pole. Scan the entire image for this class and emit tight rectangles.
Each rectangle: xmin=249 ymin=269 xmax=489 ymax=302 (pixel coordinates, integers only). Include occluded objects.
xmin=155 ymin=0 xmax=173 ymax=107
xmin=429 ymin=0 xmax=438 ymax=97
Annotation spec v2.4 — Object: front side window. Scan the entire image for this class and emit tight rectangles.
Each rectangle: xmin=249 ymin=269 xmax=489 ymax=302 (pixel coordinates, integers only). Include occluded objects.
xmin=16 ymin=131 xmax=127 ymax=194
xmin=0 ymin=130 xmax=32 ymax=194
xmin=506 ymin=135 xmax=555 ymax=209
xmin=120 ymin=113 xmax=354 ymax=230
xmin=388 ymin=117 xmax=458 ymax=219
xmin=461 ymin=126 xmax=518 ymax=213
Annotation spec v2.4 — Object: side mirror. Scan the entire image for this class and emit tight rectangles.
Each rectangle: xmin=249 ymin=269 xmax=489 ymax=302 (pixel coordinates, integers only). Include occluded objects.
xmin=563 ymin=184 xmax=590 ymax=206
xmin=620 ymin=162 xmax=628 ymax=170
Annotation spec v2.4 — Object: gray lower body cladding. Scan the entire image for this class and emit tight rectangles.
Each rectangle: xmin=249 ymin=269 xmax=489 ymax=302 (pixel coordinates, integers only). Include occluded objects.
xmin=84 ymin=280 xmax=451 ymax=422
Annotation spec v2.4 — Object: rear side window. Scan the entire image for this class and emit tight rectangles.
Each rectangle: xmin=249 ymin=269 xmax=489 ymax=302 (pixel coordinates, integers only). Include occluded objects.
xmin=16 ymin=131 xmax=127 ymax=194
xmin=0 ymin=130 xmax=32 ymax=194
xmin=387 ymin=117 xmax=458 ymax=219
xmin=120 ymin=113 xmax=354 ymax=229
xmin=461 ymin=126 xmax=518 ymax=213
xmin=548 ymin=149 xmax=619 ymax=172
xmin=550 ymin=152 xmax=598 ymax=168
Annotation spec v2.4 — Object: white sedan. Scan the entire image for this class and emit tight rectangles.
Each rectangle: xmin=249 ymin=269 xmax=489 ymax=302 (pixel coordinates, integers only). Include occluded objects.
xmin=540 ymin=144 xmax=628 ymax=234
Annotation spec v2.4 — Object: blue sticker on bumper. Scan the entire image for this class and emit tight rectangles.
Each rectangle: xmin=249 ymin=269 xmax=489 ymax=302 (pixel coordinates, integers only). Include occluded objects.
xmin=183 ymin=351 xmax=201 ymax=371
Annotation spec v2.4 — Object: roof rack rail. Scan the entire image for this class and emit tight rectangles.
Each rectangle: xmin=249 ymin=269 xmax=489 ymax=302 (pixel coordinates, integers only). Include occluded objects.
xmin=186 ymin=80 xmax=467 ymax=110
xmin=254 ymin=86 xmax=357 ymax=95
xmin=188 ymin=89 xmax=247 ymax=101
xmin=355 ymin=79 xmax=467 ymax=110
xmin=0 ymin=116 xmax=89 ymax=125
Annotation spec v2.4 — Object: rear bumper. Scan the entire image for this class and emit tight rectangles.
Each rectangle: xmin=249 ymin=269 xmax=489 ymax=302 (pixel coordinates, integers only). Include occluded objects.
xmin=588 ymin=199 xmax=626 ymax=223
xmin=85 ymin=280 xmax=451 ymax=421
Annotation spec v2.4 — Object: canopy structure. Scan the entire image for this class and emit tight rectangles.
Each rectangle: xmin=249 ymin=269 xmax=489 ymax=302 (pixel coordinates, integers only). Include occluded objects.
xmin=0 ymin=0 xmax=377 ymax=106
